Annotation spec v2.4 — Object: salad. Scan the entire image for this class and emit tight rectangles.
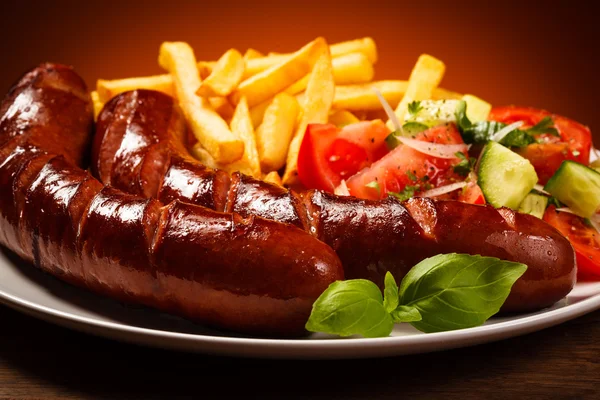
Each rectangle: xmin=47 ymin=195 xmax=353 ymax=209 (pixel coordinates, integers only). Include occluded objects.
xmin=296 ymin=96 xmax=599 ymax=279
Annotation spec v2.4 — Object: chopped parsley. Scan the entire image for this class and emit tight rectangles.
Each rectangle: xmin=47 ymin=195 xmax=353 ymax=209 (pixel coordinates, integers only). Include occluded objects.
xmin=407 ymin=101 xmax=423 ymax=117
xmin=453 ymin=152 xmax=476 ymax=177
xmin=388 ymin=185 xmax=420 ymax=202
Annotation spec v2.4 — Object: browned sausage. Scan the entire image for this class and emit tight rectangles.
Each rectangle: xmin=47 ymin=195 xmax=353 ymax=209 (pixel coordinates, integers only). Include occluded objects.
xmin=92 ymin=89 xmax=577 ymax=313
xmin=0 ymin=64 xmax=344 ymax=336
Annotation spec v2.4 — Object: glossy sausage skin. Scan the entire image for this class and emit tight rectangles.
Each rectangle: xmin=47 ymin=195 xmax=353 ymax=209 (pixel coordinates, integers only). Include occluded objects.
xmin=0 ymin=65 xmax=344 ymax=336
xmin=93 ymin=89 xmax=577 ymax=313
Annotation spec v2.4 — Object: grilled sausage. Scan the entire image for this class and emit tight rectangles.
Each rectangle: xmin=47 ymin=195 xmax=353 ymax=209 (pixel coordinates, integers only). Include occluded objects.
xmin=93 ymin=89 xmax=577 ymax=313
xmin=0 ymin=64 xmax=344 ymax=336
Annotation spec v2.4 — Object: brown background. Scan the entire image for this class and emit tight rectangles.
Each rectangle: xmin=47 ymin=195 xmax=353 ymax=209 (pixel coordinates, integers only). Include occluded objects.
xmin=1 ymin=1 xmax=600 ymax=398
xmin=1 ymin=0 xmax=599 ymax=139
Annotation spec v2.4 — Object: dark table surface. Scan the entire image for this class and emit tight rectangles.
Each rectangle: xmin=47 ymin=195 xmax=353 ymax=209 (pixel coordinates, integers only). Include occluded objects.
xmin=1 ymin=303 xmax=599 ymax=399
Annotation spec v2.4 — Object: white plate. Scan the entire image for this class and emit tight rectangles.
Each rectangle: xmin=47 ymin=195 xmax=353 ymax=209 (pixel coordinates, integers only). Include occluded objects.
xmin=2 ymin=247 xmax=600 ymax=360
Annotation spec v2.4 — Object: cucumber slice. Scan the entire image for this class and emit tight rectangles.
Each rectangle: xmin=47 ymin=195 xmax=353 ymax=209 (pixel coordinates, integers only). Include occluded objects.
xmin=543 ymin=160 xmax=600 ymax=218
xmin=518 ymin=192 xmax=548 ymax=219
xmin=385 ymin=123 xmax=429 ymax=149
xmin=477 ymin=141 xmax=538 ymax=209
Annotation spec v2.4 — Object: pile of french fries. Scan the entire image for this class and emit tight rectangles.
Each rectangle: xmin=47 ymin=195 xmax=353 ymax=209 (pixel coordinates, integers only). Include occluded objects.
xmin=91 ymin=37 xmax=491 ymax=188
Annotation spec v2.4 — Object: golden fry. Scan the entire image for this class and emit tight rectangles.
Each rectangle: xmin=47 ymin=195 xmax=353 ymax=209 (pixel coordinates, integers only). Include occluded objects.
xmin=256 ymin=93 xmax=300 ymax=172
xmin=230 ymin=37 xmax=328 ymax=107
xmin=331 ymin=52 xmax=374 ymax=85
xmin=91 ymin=90 xmax=103 ymax=120
xmin=240 ymin=37 xmax=377 ymax=78
xmin=190 ymin=143 xmax=220 ymax=170
xmin=159 ymin=41 xmax=243 ymax=164
xmin=209 ymin=97 xmax=235 ymax=120
xmin=389 ymin=54 xmax=446 ymax=129
xmin=226 ymin=97 xmax=261 ymax=177
xmin=329 ymin=37 xmax=378 ymax=64
xmin=249 ymin=97 xmax=272 ymax=128
xmin=263 ymin=171 xmax=283 ymax=187
xmin=462 ymin=94 xmax=492 ymax=122
xmin=197 ymin=49 xmax=245 ymax=97
xmin=328 ymin=110 xmax=360 ymax=127
xmin=243 ymin=48 xmax=264 ymax=60
xmin=332 ymin=80 xmax=462 ymax=111
xmin=283 ymin=48 xmax=335 ymax=186
xmin=285 ymin=51 xmax=374 ymax=95
xmin=96 ymin=74 xmax=175 ymax=103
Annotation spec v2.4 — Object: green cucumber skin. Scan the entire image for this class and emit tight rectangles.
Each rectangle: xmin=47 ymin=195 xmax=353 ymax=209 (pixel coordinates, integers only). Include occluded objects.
xmin=518 ymin=193 xmax=549 ymax=219
xmin=477 ymin=141 xmax=538 ymax=209
xmin=544 ymin=160 xmax=600 ymax=218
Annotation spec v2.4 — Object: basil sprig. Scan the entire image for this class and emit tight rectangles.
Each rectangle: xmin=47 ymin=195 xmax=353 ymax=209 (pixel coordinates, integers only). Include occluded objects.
xmin=305 ymin=253 xmax=527 ymax=337
xmin=455 ymin=101 xmax=559 ymax=148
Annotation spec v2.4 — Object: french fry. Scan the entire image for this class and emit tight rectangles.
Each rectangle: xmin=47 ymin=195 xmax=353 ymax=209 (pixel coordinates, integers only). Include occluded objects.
xmin=91 ymin=90 xmax=103 ymax=120
xmin=462 ymin=94 xmax=492 ymax=122
xmin=283 ymin=48 xmax=335 ymax=186
xmin=230 ymin=37 xmax=328 ymax=107
xmin=96 ymin=74 xmax=175 ymax=103
xmin=285 ymin=51 xmax=375 ymax=95
xmin=197 ymin=49 xmax=245 ymax=97
xmin=225 ymin=97 xmax=261 ymax=177
xmin=331 ymin=52 xmax=374 ymax=85
xmin=388 ymin=54 xmax=446 ymax=129
xmin=263 ymin=171 xmax=283 ymax=187
xmin=159 ymin=41 xmax=244 ymax=164
xmin=328 ymin=110 xmax=360 ymax=127
xmin=249 ymin=97 xmax=272 ymax=128
xmin=241 ymin=37 xmax=377 ymax=78
xmin=209 ymin=97 xmax=235 ymax=120
xmin=197 ymin=61 xmax=215 ymax=80
xmin=190 ymin=143 xmax=220 ymax=170
xmin=330 ymin=37 xmax=378 ymax=64
xmin=333 ymin=80 xmax=462 ymax=111
xmin=243 ymin=48 xmax=264 ymax=60
xmin=256 ymin=93 xmax=300 ymax=172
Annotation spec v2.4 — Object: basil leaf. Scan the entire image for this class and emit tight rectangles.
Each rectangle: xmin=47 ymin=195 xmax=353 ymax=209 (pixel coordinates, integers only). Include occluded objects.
xmin=461 ymin=121 xmax=505 ymax=144
xmin=391 ymin=305 xmax=422 ymax=323
xmin=397 ymin=253 xmax=527 ymax=333
xmin=305 ymin=280 xmax=394 ymax=338
xmin=526 ymin=116 xmax=560 ymax=137
xmin=454 ymin=100 xmax=471 ymax=131
xmin=383 ymin=272 xmax=399 ymax=313
xmin=499 ymin=129 xmax=537 ymax=148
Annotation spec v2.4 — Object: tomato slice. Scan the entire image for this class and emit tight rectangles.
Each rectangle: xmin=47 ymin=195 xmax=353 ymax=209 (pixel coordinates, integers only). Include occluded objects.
xmin=457 ymin=181 xmax=485 ymax=205
xmin=489 ymin=106 xmax=592 ymax=184
xmin=543 ymin=205 xmax=600 ymax=279
xmin=345 ymin=123 xmax=467 ymax=200
xmin=297 ymin=120 xmax=391 ymax=192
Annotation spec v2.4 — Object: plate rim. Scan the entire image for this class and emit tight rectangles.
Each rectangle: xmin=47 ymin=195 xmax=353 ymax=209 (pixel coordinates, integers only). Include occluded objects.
xmin=2 ymin=277 xmax=600 ymax=359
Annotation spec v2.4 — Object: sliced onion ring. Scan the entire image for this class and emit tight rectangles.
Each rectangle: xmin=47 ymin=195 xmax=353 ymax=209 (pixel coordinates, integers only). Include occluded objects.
xmin=396 ymin=136 xmax=468 ymax=159
xmin=419 ymin=181 xmax=467 ymax=198
xmin=334 ymin=179 xmax=350 ymax=196
xmin=533 ymin=184 xmax=551 ymax=195
xmin=373 ymin=87 xmax=401 ymax=132
xmin=555 ymin=207 xmax=577 ymax=214
xmin=590 ymin=214 xmax=600 ymax=234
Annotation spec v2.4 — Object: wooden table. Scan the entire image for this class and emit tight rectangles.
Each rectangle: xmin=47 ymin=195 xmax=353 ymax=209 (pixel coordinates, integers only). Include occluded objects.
xmin=1 ymin=304 xmax=599 ymax=399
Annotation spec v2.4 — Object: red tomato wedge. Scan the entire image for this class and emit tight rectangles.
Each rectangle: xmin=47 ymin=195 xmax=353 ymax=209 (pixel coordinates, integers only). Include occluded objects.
xmin=543 ymin=206 xmax=600 ymax=279
xmin=346 ymin=123 xmax=467 ymax=200
xmin=297 ymin=120 xmax=390 ymax=192
xmin=457 ymin=181 xmax=485 ymax=205
xmin=489 ymin=106 xmax=592 ymax=184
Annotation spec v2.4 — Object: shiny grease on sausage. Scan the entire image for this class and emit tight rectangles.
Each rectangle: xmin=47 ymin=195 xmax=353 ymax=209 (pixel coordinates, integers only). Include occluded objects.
xmin=0 ymin=64 xmax=344 ymax=336
xmin=92 ymin=89 xmax=577 ymax=313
